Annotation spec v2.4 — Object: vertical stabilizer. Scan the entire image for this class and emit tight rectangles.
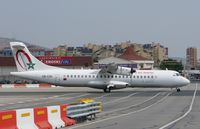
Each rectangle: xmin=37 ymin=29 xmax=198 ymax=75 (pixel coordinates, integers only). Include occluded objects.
xmin=10 ymin=42 xmax=53 ymax=72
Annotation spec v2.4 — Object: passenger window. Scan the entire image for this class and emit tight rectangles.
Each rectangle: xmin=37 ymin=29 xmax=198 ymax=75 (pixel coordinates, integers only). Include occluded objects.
xmin=140 ymin=76 xmax=143 ymax=78
xmin=107 ymin=75 xmax=110 ymax=78
xmin=85 ymin=75 xmax=87 ymax=78
xmin=78 ymin=75 xmax=80 ymax=78
xmin=100 ymin=75 xmax=103 ymax=78
xmin=71 ymin=75 xmax=73 ymax=78
xmin=104 ymin=75 xmax=107 ymax=78
xmin=74 ymin=75 xmax=76 ymax=78
xmin=111 ymin=75 xmax=113 ymax=78
xmin=81 ymin=75 xmax=83 ymax=78
xmin=151 ymin=76 xmax=154 ymax=78
xmin=89 ymin=75 xmax=91 ymax=78
xmin=67 ymin=75 xmax=69 ymax=78
xmin=137 ymin=76 xmax=139 ymax=78
xmin=144 ymin=76 xmax=146 ymax=78
xmin=93 ymin=75 xmax=95 ymax=78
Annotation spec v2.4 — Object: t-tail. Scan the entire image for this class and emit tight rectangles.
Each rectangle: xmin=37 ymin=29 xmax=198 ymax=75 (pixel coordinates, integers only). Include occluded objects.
xmin=10 ymin=42 xmax=54 ymax=72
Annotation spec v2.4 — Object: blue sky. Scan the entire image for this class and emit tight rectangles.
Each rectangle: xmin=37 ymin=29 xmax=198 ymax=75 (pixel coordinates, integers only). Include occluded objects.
xmin=0 ymin=0 xmax=199 ymax=58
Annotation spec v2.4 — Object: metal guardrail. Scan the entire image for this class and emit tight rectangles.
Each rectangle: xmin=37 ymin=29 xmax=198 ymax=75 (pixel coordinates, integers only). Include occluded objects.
xmin=67 ymin=102 xmax=102 ymax=118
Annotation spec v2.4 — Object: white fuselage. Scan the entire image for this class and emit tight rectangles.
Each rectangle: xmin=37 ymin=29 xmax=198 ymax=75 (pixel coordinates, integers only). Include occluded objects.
xmin=11 ymin=68 xmax=190 ymax=89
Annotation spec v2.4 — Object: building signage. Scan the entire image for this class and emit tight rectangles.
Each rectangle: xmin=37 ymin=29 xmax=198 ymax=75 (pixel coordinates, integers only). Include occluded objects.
xmin=37 ymin=56 xmax=72 ymax=65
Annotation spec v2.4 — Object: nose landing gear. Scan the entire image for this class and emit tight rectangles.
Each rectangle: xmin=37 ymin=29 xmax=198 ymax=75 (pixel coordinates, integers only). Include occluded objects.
xmin=176 ymin=88 xmax=181 ymax=92
xmin=103 ymin=87 xmax=111 ymax=93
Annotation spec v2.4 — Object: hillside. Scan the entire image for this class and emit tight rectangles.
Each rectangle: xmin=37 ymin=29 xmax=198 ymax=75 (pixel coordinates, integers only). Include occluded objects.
xmin=0 ymin=37 xmax=46 ymax=50
xmin=0 ymin=37 xmax=28 ymax=49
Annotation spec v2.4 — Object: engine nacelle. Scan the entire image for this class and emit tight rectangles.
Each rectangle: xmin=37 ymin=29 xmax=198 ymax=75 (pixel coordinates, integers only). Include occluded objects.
xmin=106 ymin=63 xmax=136 ymax=76
xmin=114 ymin=66 xmax=136 ymax=75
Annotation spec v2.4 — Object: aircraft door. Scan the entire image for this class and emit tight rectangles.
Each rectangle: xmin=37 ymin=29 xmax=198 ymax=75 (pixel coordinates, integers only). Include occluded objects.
xmin=55 ymin=74 xmax=61 ymax=84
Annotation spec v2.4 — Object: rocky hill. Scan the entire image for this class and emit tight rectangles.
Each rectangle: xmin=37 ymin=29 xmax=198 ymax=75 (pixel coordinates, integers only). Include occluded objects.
xmin=0 ymin=37 xmax=28 ymax=49
xmin=0 ymin=37 xmax=46 ymax=50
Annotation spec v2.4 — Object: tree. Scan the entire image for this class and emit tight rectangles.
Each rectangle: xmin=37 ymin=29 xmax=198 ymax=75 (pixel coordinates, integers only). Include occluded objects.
xmin=160 ymin=59 xmax=183 ymax=72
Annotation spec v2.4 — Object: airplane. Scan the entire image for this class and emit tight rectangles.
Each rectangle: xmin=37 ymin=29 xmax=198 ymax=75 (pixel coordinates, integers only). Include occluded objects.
xmin=10 ymin=42 xmax=190 ymax=93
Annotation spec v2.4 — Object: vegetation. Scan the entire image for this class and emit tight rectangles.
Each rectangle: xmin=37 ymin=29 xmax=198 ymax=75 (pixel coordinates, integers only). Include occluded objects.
xmin=160 ymin=59 xmax=183 ymax=72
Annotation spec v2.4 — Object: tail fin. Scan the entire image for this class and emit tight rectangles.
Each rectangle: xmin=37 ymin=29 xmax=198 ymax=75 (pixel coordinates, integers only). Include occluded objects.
xmin=10 ymin=42 xmax=53 ymax=72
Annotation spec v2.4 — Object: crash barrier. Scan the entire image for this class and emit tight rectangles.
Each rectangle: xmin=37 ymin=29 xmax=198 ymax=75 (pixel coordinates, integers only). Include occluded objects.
xmin=0 ymin=84 xmax=57 ymax=88
xmin=67 ymin=101 xmax=102 ymax=122
xmin=16 ymin=108 xmax=38 ymax=129
xmin=0 ymin=101 xmax=101 ymax=129
xmin=60 ymin=104 xmax=76 ymax=126
xmin=47 ymin=106 xmax=65 ymax=128
xmin=34 ymin=107 xmax=52 ymax=129
xmin=0 ymin=110 xmax=18 ymax=129
xmin=0 ymin=104 xmax=76 ymax=129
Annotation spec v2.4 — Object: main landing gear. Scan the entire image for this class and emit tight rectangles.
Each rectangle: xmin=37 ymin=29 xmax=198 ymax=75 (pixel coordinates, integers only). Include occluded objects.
xmin=103 ymin=88 xmax=111 ymax=93
xmin=176 ymin=88 xmax=181 ymax=92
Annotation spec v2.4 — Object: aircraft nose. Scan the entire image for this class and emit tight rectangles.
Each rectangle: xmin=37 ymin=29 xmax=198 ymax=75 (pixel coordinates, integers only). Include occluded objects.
xmin=182 ymin=77 xmax=190 ymax=85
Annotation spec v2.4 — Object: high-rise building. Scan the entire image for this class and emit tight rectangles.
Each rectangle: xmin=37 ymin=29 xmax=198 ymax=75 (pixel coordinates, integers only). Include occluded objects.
xmin=53 ymin=45 xmax=67 ymax=56
xmin=186 ymin=47 xmax=198 ymax=69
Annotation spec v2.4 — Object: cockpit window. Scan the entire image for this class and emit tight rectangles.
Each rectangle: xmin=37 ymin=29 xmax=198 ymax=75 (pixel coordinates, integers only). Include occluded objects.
xmin=173 ymin=73 xmax=180 ymax=76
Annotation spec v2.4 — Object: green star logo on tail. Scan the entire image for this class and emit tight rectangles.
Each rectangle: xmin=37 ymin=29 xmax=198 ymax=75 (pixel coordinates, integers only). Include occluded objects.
xmin=27 ymin=61 xmax=35 ymax=70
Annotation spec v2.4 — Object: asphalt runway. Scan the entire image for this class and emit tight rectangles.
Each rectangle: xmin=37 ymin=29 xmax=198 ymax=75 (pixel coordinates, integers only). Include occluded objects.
xmin=0 ymin=83 xmax=199 ymax=129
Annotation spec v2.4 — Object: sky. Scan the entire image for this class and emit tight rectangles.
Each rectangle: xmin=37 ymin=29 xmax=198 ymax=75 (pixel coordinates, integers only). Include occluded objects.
xmin=0 ymin=0 xmax=200 ymax=58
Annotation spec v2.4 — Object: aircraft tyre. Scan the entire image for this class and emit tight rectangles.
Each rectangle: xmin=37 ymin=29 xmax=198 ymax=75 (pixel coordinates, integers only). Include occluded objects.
xmin=176 ymin=88 xmax=181 ymax=92
xmin=104 ymin=88 xmax=111 ymax=93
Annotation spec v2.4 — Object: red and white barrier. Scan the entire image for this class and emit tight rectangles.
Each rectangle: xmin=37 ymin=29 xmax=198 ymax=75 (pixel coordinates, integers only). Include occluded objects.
xmin=0 ymin=105 xmax=76 ymax=129
xmin=60 ymin=104 xmax=76 ymax=126
xmin=16 ymin=108 xmax=38 ymax=129
xmin=0 ymin=110 xmax=18 ymax=129
xmin=34 ymin=107 xmax=52 ymax=129
xmin=47 ymin=106 xmax=65 ymax=129
xmin=0 ymin=84 xmax=57 ymax=88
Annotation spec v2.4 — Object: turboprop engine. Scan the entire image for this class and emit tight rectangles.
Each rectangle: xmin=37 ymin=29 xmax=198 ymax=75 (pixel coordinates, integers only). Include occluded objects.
xmin=105 ymin=63 xmax=136 ymax=76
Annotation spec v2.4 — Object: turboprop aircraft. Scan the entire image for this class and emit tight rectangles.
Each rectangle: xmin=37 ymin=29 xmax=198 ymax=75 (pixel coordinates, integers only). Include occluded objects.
xmin=10 ymin=42 xmax=190 ymax=92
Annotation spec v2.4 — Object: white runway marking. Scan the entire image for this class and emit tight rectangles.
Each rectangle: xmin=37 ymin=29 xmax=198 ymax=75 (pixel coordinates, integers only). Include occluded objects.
xmin=103 ymin=92 xmax=138 ymax=105
xmin=94 ymin=94 xmax=110 ymax=99
xmin=0 ymin=93 xmax=83 ymax=107
xmin=69 ymin=92 xmax=171 ymax=129
xmin=159 ymin=83 xmax=198 ymax=129
xmin=101 ymin=92 xmax=161 ymax=115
